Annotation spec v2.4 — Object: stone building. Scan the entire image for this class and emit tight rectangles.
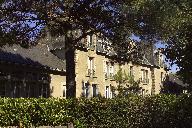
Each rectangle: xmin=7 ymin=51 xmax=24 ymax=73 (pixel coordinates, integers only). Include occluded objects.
xmin=0 ymin=33 xmax=167 ymax=98
xmin=0 ymin=44 xmax=66 ymax=98
xmin=49 ymin=34 xmax=168 ymax=98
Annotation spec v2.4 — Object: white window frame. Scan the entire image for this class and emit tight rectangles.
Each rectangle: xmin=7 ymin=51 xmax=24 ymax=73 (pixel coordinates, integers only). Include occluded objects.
xmin=88 ymin=57 xmax=94 ymax=76
xmin=130 ymin=66 xmax=133 ymax=76
xmin=83 ymin=82 xmax=90 ymax=98
xmin=63 ymin=85 xmax=66 ymax=98
xmin=105 ymin=86 xmax=110 ymax=98
xmin=109 ymin=64 xmax=114 ymax=78
xmin=161 ymin=72 xmax=164 ymax=83
xmin=87 ymin=35 xmax=93 ymax=47
xmin=105 ymin=85 xmax=113 ymax=98
xmin=141 ymin=69 xmax=149 ymax=83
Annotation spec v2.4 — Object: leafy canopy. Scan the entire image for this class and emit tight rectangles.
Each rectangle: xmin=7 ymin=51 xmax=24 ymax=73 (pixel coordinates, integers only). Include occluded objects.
xmin=114 ymin=68 xmax=141 ymax=96
xmin=1 ymin=0 xmax=192 ymax=84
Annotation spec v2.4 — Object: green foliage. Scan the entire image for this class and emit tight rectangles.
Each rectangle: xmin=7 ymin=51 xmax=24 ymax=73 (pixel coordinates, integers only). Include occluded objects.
xmin=0 ymin=0 xmax=123 ymax=47
xmin=114 ymin=68 xmax=141 ymax=96
xmin=0 ymin=94 xmax=192 ymax=127
xmin=119 ymin=0 xmax=192 ymax=86
xmin=1 ymin=0 xmax=192 ymax=85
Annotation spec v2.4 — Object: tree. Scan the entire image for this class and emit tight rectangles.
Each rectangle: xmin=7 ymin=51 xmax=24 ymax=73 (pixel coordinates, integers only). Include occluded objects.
xmin=1 ymin=0 xmax=192 ymax=86
xmin=0 ymin=1 xmax=153 ymax=53
xmin=0 ymin=0 xmax=123 ymax=46
xmin=113 ymin=68 xmax=141 ymax=97
xmin=119 ymin=0 xmax=192 ymax=87
xmin=164 ymin=24 xmax=192 ymax=86
xmin=0 ymin=0 xmax=162 ymax=57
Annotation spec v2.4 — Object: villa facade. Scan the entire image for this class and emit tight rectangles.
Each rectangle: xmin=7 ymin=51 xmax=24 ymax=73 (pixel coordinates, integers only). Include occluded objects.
xmin=0 ymin=33 xmax=167 ymax=98
xmin=50 ymin=34 xmax=168 ymax=98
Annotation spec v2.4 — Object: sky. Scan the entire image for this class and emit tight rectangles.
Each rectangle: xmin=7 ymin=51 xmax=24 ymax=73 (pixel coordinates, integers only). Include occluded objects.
xmin=155 ymin=42 xmax=178 ymax=73
xmin=28 ymin=22 xmax=179 ymax=73
xmin=130 ymin=34 xmax=179 ymax=73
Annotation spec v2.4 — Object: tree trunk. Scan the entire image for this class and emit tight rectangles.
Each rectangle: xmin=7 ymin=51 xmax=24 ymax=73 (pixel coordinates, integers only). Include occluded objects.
xmin=66 ymin=49 xmax=76 ymax=98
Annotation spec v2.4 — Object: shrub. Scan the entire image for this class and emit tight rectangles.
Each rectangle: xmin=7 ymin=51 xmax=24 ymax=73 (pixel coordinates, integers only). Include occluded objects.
xmin=0 ymin=94 xmax=192 ymax=127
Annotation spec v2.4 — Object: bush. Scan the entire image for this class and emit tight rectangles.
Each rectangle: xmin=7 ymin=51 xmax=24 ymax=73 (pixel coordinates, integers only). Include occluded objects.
xmin=0 ymin=94 xmax=192 ymax=127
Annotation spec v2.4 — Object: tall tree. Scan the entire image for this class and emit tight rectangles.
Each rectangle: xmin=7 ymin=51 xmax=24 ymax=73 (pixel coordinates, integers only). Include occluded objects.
xmin=1 ymin=0 xmax=192 ymax=86
xmin=0 ymin=0 xmax=146 ymax=56
xmin=0 ymin=0 xmax=123 ymax=46
xmin=119 ymin=0 xmax=192 ymax=86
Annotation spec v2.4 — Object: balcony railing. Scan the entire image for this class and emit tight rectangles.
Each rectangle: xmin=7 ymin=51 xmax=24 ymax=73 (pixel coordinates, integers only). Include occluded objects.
xmin=139 ymin=78 xmax=149 ymax=84
xmin=109 ymin=73 xmax=114 ymax=79
xmin=87 ymin=44 xmax=95 ymax=50
xmin=87 ymin=69 xmax=96 ymax=77
xmin=105 ymin=73 xmax=114 ymax=80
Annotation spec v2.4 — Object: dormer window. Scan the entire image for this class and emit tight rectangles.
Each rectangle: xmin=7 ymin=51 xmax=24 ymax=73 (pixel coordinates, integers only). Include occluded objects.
xmin=87 ymin=35 xmax=94 ymax=47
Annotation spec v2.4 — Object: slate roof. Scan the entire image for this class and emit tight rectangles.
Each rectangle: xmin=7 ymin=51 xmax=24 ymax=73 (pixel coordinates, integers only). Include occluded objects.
xmin=138 ymin=43 xmax=162 ymax=67
xmin=44 ymin=35 xmax=66 ymax=50
xmin=168 ymin=74 xmax=188 ymax=87
xmin=0 ymin=44 xmax=66 ymax=71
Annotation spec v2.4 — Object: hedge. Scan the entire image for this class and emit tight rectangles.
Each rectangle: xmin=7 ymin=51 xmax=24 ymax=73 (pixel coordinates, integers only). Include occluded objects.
xmin=0 ymin=94 xmax=192 ymax=128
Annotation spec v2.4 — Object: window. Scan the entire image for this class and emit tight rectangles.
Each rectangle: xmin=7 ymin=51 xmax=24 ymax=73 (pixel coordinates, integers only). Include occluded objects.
xmin=63 ymin=85 xmax=66 ymax=97
xmin=146 ymin=90 xmax=148 ymax=95
xmin=105 ymin=85 xmax=115 ymax=98
xmin=92 ymin=84 xmax=98 ymax=97
xmin=141 ymin=89 xmax=145 ymax=96
xmin=87 ymin=35 xmax=94 ymax=47
xmin=146 ymin=70 xmax=148 ymax=81
xmin=11 ymin=81 xmax=22 ymax=98
xmin=141 ymin=69 xmax=149 ymax=83
xmin=83 ymin=82 xmax=89 ymax=98
xmin=105 ymin=85 xmax=113 ymax=98
xmin=26 ymin=84 xmax=35 ymax=97
xmin=109 ymin=63 xmax=114 ymax=78
xmin=105 ymin=86 xmax=110 ymax=98
xmin=161 ymin=72 xmax=164 ymax=83
xmin=110 ymin=85 xmax=115 ymax=98
xmin=141 ymin=70 xmax=144 ymax=80
xmin=97 ymin=35 xmax=106 ymax=52
xmin=104 ymin=61 xmax=109 ymax=78
xmin=106 ymin=62 xmax=110 ymax=78
xmin=130 ymin=66 xmax=133 ymax=76
xmin=88 ymin=57 xmax=94 ymax=76
xmin=159 ymin=53 xmax=165 ymax=67
xmin=105 ymin=62 xmax=114 ymax=79
xmin=39 ymin=84 xmax=49 ymax=98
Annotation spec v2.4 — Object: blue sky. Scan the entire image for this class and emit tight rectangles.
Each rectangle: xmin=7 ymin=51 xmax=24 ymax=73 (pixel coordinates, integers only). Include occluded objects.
xmin=155 ymin=42 xmax=178 ymax=73
xmin=130 ymin=34 xmax=179 ymax=73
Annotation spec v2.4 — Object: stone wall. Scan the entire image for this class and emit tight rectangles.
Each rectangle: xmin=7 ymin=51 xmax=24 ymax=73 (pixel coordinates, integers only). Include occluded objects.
xmin=74 ymin=49 xmax=167 ymax=98
xmin=50 ymin=74 xmax=66 ymax=98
